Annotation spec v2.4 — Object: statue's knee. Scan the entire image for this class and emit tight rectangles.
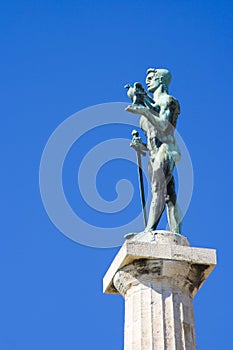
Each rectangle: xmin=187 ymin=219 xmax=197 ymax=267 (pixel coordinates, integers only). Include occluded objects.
xmin=165 ymin=192 xmax=177 ymax=204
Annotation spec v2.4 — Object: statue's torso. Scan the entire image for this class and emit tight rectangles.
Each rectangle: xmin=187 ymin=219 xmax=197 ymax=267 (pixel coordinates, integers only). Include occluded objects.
xmin=140 ymin=94 xmax=181 ymax=163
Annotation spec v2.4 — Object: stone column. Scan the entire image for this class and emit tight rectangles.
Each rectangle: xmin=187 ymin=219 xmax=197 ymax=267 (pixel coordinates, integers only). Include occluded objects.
xmin=103 ymin=231 xmax=216 ymax=350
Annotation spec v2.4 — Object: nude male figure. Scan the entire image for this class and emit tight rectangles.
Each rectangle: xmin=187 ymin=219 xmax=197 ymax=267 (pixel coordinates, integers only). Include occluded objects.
xmin=126 ymin=68 xmax=182 ymax=233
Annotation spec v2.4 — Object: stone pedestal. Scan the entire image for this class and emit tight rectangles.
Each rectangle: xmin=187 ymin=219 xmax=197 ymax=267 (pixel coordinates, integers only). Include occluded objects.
xmin=103 ymin=231 xmax=216 ymax=350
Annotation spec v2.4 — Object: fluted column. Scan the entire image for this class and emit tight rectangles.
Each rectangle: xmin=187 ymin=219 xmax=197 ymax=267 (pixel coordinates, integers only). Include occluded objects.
xmin=103 ymin=231 xmax=216 ymax=350
xmin=114 ymin=259 xmax=195 ymax=350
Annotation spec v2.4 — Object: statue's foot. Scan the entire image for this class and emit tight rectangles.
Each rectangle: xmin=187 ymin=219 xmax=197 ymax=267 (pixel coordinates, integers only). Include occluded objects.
xmin=144 ymin=227 xmax=156 ymax=233
xmin=144 ymin=228 xmax=158 ymax=241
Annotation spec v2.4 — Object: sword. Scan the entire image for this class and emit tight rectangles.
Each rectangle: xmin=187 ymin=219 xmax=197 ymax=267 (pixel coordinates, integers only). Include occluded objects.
xmin=130 ymin=130 xmax=147 ymax=227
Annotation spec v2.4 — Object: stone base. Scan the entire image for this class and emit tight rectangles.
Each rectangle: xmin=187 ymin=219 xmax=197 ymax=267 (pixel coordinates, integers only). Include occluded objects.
xmin=124 ymin=230 xmax=189 ymax=245
xmin=103 ymin=231 xmax=216 ymax=350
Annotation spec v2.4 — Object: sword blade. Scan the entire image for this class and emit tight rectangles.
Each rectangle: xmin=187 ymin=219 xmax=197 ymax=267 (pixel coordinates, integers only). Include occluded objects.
xmin=136 ymin=151 xmax=147 ymax=227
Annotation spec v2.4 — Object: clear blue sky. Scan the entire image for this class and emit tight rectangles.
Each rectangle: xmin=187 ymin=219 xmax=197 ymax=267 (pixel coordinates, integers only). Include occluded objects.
xmin=1 ymin=0 xmax=232 ymax=348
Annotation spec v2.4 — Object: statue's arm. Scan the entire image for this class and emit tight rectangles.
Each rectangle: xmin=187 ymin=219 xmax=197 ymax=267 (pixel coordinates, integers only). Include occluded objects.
xmin=125 ymin=104 xmax=170 ymax=132
xmin=143 ymin=105 xmax=170 ymax=132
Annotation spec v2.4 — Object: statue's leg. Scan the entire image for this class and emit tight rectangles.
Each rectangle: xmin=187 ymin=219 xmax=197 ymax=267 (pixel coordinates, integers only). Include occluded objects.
xmin=165 ymin=176 xmax=182 ymax=233
xmin=145 ymin=155 xmax=167 ymax=232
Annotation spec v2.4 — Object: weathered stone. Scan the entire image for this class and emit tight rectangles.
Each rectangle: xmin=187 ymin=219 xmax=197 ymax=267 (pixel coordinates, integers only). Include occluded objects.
xmin=103 ymin=231 xmax=216 ymax=350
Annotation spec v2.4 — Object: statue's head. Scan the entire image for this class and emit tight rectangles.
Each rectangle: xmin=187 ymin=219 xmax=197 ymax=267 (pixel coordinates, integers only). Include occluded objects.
xmin=146 ymin=68 xmax=172 ymax=93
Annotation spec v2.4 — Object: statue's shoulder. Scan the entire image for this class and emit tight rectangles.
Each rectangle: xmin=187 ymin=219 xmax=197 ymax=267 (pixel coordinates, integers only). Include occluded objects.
xmin=167 ymin=95 xmax=180 ymax=115
xmin=158 ymin=95 xmax=180 ymax=115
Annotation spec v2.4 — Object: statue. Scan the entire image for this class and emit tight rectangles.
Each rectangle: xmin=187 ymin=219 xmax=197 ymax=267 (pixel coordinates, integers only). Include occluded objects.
xmin=125 ymin=68 xmax=182 ymax=233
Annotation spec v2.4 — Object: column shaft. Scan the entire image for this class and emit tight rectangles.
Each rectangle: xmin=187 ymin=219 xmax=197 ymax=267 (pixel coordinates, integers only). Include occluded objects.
xmin=114 ymin=260 xmax=196 ymax=350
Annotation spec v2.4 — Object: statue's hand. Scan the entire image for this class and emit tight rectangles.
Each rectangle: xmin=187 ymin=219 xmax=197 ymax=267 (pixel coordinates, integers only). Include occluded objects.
xmin=125 ymin=104 xmax=147 ymax=115
xmin=130 ymin=139 xmax=147 ymax=156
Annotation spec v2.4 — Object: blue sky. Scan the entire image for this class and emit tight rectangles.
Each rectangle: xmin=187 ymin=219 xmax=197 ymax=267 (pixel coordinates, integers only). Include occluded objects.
xmin=1 ymin=0 xmax=232 ymax=348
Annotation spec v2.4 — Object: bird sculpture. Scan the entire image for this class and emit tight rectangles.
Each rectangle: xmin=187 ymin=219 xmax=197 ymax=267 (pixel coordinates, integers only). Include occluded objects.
xmin=124 ymin=82 xmax=155 ymax=108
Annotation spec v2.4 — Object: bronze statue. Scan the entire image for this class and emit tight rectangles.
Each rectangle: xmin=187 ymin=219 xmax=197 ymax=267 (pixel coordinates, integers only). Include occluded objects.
xmin=125 ymin=68 xmax=182 ymax=233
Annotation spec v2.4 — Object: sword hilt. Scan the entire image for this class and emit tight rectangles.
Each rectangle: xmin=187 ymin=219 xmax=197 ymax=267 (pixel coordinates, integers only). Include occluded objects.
xmin=130 ymin=130 xmax=146 ymax=156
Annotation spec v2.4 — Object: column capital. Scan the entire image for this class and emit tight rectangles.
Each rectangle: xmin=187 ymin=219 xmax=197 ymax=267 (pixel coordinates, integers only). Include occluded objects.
xmin=113 ymin=259 xmax=192 ymax=297
xmin=103 ymin=231 xmax=216 ymax=298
